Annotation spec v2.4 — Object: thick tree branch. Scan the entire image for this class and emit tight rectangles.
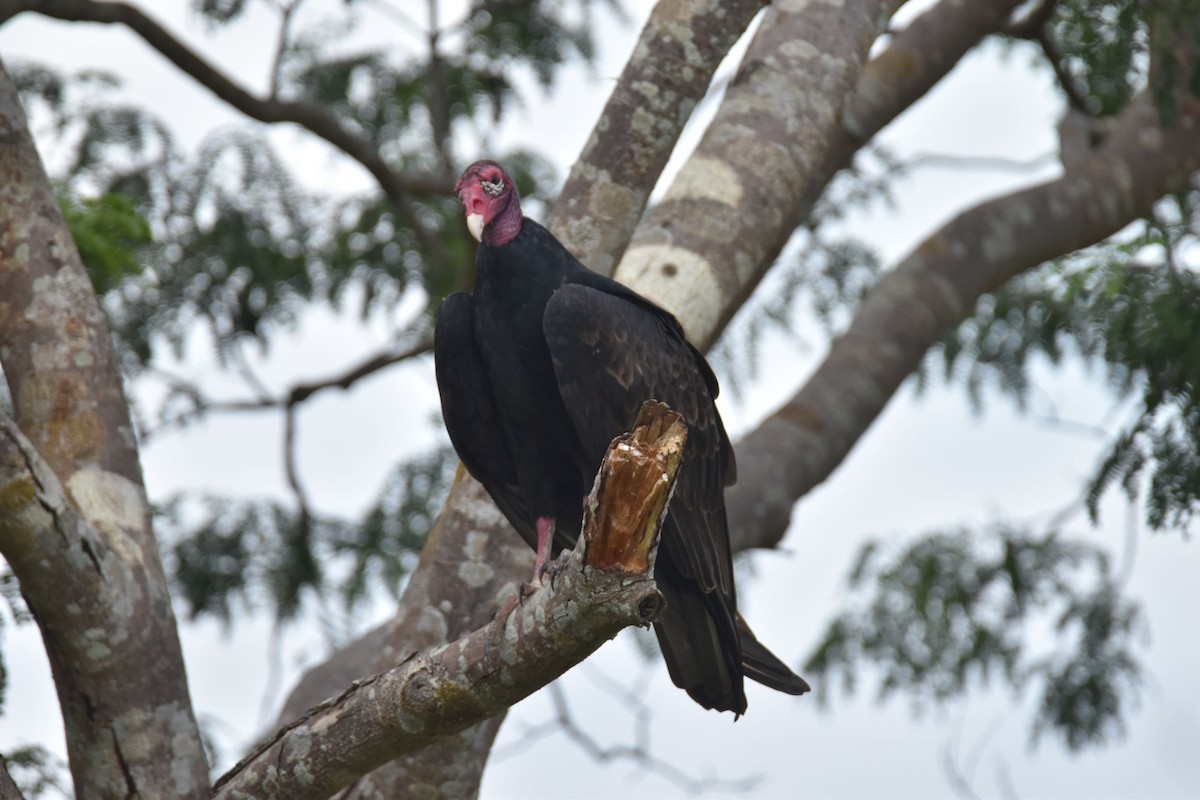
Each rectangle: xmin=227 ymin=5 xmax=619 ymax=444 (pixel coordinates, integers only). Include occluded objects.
xmin=726 ymin=89 xmax=1200 ymax=553
xmin=613 ymin=0 xmax=899 ymax=347
xmin=0 ymin=0 xmax=450 ymax=203
xmin=0 ymin=414 xmax=209 ymax=798
xmin=545 ymin=0 xmax=769 ymax=273
xmin=615 ymin=0 xmax=1029 ymax=350
xmin=840 ymin=0 xmax=1028 ymax=154
xmin=215 ymin=405 xmax=685 ymax=800
xmin=277 ymin=472 xmax=530 ymax=800
xmin=0 ymin=58 xmax=209 ymax=798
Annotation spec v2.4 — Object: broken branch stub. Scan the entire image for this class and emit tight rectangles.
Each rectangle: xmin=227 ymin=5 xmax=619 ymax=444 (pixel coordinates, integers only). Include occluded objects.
xmin=583 ymin=400 xmax=687 ymax=582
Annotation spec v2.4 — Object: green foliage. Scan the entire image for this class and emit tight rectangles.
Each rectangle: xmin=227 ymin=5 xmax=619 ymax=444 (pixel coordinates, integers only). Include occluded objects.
xmin=282 ymin=0 xmax=616 ymax=150
xmin=193 ymin=0 xmax=250 ymax=25
xmin=806 ymin=526 xmax=1143 ymax=751
xmin=165 ymin=446 xmax=455 ymax=624
xmin=1146 ymin=0 xmax=1200 ymax=121
xmin=336 ymin=449 xmax=455 ymax=610
xmin=0 ymin=570 xmax=35 ymax=717
xmin=1033 ymin=581 xmax=1143 ymax=750
xmin=1050 ymin=0 xmax=1145 ymax=116
xmin=941 ymin=190 xmax=1200 ymax=530
xmin=458 ymin=0 xmax=613 ymax=86
xmin=59 ymin=192 xmax=152 ymax=295
xmin=12 ymin=54 xmax=561 ymax=372
xmin=1044 ymin=0 xmax=1200 ymax=118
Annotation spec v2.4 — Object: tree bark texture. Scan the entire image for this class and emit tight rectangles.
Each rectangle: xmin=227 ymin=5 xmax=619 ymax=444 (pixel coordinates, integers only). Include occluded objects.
xmin=0 ymin=759 xmax=26 ymax=800
xmin=214 ymin=405 xmax=685 ymax=800
xmin=546 ymin=0 xmax=769 ymax=274
xmin=614 ymin=0 xmax=902 ymax=349
xmin=0 ymin=60 xmax=209 ymax=798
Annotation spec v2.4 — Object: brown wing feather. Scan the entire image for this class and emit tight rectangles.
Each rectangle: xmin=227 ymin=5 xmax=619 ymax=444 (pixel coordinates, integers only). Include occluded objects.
xmin=543 ymin=283 xmax=735 ymax=597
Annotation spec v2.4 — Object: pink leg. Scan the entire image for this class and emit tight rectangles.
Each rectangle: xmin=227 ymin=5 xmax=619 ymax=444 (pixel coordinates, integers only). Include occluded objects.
xmin=533 ymin=516 xmax=556 ymax=581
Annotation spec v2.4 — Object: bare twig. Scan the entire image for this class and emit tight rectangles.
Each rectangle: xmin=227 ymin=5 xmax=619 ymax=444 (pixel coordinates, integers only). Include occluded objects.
xmin=0 ymin=0 xmax=450 ymax=203
xmin=425 ymin=0 xmax=452 ymax=175
xmin=943 ymin=743 xmax=983 ymax=800
xmin=494 ymin=660 xmax=760 ymax=795
xmin=226 ymin=336 xmax=274 ymax=403
xmin=282 ymin=400 xmax=313 ymax=523
xmin=287 ymin=333 xmax=435 ymax=404
xmin=905 ymin=151 xmax=1059 ymax=174
xmin=268 ymin=0 xmax=304 ymax=100
xmin=996 ymin=756 xmax=1022 ymax=799
xmin=943 ymin=714 xmax=1007 ymax=800
xmin=142 ymin=334 xmax=434 ymax=436
xmin=545 ymin=682 xmax=761 ymax=795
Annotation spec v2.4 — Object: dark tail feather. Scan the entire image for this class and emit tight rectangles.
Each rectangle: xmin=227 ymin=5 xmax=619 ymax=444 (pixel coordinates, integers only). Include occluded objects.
xmin=653 ymin=566 xmax=748 ymax=715
xmin=737 ymin=613 xmax=811 ymax=695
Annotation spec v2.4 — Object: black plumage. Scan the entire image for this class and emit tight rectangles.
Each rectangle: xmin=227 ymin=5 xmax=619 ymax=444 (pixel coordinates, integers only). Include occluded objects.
xmin=435 ymin=160 xmax=809 ymax=714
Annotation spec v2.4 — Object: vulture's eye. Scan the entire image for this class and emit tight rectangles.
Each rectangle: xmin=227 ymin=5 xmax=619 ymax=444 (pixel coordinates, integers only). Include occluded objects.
xmin=481 ymin=175 xmax=504 ymax=196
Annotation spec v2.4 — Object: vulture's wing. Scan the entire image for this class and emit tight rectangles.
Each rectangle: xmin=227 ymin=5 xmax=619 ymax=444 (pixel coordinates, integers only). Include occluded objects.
xmin=434 ymin=292 xmax=534 ymax=548
xmin=542 ymin=282 xmax=735 ymax=599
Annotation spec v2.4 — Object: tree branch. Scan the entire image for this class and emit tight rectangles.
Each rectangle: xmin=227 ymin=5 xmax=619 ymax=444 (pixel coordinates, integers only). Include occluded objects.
xmin=612 ymin=0 xmax=901 ymax=347
xmin=213 ymin=404 xmax=686 ymax=800
xmin=0 ymin=414 xmax=209 ymax=797
xmin=726 ymin=88 xmax=1200 ymax=552
xmin=268 ymin=0 xmax=303 ymax=100
xmin=544 ymin=0 xmax=770 ymax=274
xmin=0 ymin=58 xmax=209 ymax=798
xmin=840 ymin=0 xmax=1028 ymax=151
xmin=0 ymin=0 xmax=451 ymax=203
xmin=141 ymin=335 xmax=433 ymax=437
xmin=530 ymin=678 xmax=760 ymax=794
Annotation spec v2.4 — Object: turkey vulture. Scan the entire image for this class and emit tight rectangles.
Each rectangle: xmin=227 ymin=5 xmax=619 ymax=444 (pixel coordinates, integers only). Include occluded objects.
xmin=434 ymin=160 xmax=809 ymax=714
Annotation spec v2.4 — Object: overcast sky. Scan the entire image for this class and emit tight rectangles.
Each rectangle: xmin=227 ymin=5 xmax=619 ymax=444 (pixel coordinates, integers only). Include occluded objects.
xmin=1 ymin=2 xmax=1198 ymax=798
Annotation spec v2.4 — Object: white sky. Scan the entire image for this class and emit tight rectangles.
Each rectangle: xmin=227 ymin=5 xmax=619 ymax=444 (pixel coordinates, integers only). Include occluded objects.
xmin=1 ymin=1 xmax=1198 ymax=798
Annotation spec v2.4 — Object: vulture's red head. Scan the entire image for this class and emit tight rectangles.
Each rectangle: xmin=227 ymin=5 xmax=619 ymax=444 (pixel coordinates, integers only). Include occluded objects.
xmin=456 ymin=160 xmax=521 ymax=246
